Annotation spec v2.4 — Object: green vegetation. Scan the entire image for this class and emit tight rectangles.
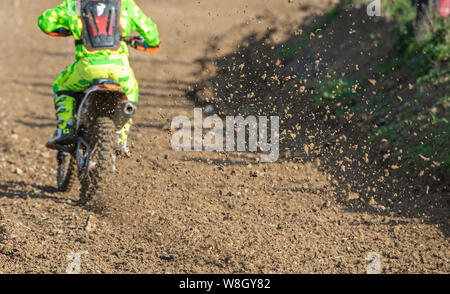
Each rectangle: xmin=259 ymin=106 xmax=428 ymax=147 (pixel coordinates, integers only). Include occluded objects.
xmin=313 ymin=76 xmax=363 ymax=119
xmin=313 ymin=0 xmax=449 ymax=175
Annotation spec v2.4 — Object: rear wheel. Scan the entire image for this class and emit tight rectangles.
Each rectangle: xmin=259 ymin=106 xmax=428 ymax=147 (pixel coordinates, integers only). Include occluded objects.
xmin=80 ymin=117 xmax=116 ymax=204
xmin=57 ymin=151 xmax=76 ymax=192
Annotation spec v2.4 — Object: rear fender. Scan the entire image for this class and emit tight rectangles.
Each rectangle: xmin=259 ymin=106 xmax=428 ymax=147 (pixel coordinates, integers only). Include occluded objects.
xmin=76 ymin=84 xmax=128 ymax=130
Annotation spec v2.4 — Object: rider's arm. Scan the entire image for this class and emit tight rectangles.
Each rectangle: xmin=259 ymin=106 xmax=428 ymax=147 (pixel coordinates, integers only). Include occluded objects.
xmin=127 ymin=0 xmax=160 ymax=47
xmin=37 ymin=0 xmax=70 ymax=35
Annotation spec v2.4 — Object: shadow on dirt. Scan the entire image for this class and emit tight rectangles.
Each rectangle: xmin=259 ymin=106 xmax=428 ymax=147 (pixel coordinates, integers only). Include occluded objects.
xmin=134 ymin=122 xmax=168 ymax=130
xmin=15 ymin=119 xmax=54 ymax=129
xmin=138 ymin=78 xmax=192 ymax=101
xmin=0 ymin=224 xmax=5 ymax=244
xmin=15 ymin=114 xmax=55 ymax=129
xmin=0 ymin=181 xmax=66 ymax=204
xmin=0 ymin=180 xmax=118 ymax=214
xmin=138 ymin=103 xmax=187 ymax=109
xmin=188 ymin=4 xmax=450 ymax=236
xmin=129 ymin=57 xmax=193 ymax=67
xmin=139 ymin=92 xmax=176 ymax=99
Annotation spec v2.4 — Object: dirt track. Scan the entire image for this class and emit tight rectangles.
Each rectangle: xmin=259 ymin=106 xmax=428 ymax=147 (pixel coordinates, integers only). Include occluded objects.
xmin=0 ymin=0 xmax=448 ymax=273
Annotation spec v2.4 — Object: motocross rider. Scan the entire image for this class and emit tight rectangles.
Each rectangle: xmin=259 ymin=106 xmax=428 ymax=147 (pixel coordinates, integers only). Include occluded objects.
xmin=38 ymin=0 xmax=160 ymax=152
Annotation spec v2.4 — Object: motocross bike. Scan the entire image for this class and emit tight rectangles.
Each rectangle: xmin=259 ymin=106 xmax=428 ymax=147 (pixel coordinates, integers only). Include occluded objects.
xmin=50 ymin=30 xmax=159 ymax=203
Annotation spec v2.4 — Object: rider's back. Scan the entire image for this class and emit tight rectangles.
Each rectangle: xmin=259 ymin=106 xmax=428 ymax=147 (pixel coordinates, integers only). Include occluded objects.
xmin=38 ymin=0 xmax=159 ymax=61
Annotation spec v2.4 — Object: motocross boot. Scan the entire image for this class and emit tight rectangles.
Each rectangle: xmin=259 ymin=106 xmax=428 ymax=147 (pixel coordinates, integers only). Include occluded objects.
xmin=45 ymin=94 xmax=77 ymax=150
xmin=115 ymin=119 xmax=133 ymax=156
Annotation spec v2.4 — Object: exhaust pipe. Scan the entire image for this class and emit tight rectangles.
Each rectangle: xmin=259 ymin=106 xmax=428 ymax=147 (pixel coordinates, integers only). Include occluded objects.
xmin=113 ymin=100 xmax=136 ymax=128
xmin=122 ymin=101 xmax=136 ymax=116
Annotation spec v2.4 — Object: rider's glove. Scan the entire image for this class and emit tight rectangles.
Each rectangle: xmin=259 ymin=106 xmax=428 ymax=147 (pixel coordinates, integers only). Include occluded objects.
xmin=49 ymin=27 xmax=73 ymax=37
xmin=125 ymin=36 xmax=160 ymax=53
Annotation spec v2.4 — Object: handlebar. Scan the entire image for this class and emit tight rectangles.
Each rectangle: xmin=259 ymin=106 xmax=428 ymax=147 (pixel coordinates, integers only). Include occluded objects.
xmin=49 ymin=29 xmax=159 ymax=54
xmin=124 ymin=36 xmax=161 ymax=54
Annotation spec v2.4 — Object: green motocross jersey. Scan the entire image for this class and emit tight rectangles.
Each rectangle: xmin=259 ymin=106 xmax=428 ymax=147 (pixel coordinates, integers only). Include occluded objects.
xmin=38 ymin=0 xmax=160 ymax=60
